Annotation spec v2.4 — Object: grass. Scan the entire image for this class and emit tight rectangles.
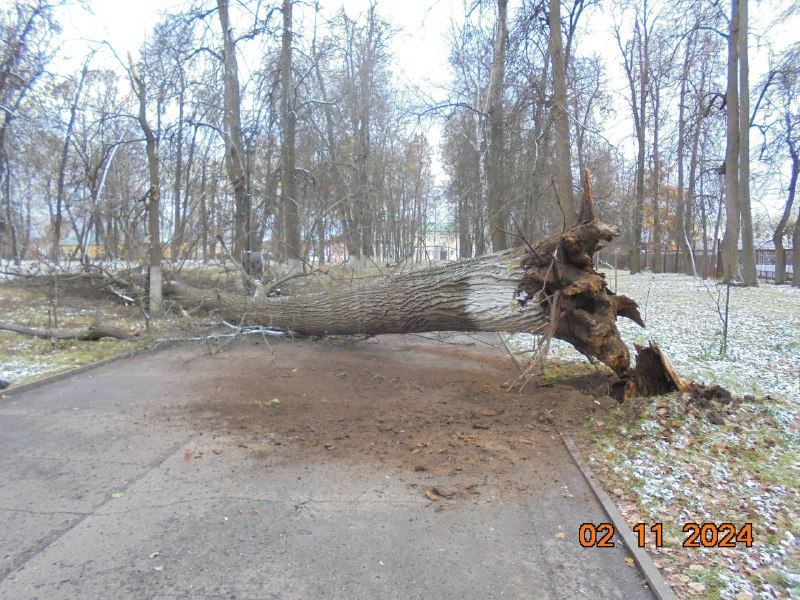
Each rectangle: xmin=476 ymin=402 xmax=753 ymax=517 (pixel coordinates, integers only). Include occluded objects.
xmin=585 ymin=385 xmax=799 ymax=599
xmin=0 ymin=276 xmax=148 ymax=386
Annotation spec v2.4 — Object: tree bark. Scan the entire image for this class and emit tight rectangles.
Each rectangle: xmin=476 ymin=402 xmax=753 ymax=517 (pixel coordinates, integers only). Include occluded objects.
xmin=549 ymin=0 xmax=575 ymax=228
xmin=773 ymin=149 xmax=797 ymax=285
xmin=676 ymin=32 xmax=697 ymax=276
xmin=170 ymin=205 xmax=643 ymax=376
xmin=722 ymin=0 xmax=741 ymax=283
xmin=738 ymin=0 xmax=757 ymax=286
xmin=651 ymin=84 xmax=662 ymax=273
xmin=487 ymin=0 xmax=508 ymax=250
xmin=0 ymin=323 xmax=134 ymax=341
xmin=280 ymin=0 xmax=301 ymax=262
xmin=128 ymin=54 xmax=162 ymax=317
xmin=217 ymin=0 xmax=249 ymax=262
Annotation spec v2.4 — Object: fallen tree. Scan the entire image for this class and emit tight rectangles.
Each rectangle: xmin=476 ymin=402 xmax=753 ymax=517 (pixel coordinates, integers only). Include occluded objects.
xmin=0 ymin=323 xmax=134 ymax=341
xmin=165 ymin=187 xmax=688 ymax=398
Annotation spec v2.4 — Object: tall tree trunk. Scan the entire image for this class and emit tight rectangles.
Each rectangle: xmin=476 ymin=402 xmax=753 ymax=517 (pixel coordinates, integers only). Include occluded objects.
xmin=617 ymin=6 xmax=649 ymax=274
xmin=651 ymin=90 xmax=662 ymax=273
xmin=738 ymin=0 xmax=757 ymax=285
xmin=128 ymin=55 xmax=162 ymax=316
xmin=676 ymin=32 xmax=699 ymax=276
xmin=217 ymin=0 xmax=248 ymax=262
xmin=722 ymin=0 xmax=741 ymax=283
xmin=549 ymin=0 xmax=575 ymax=228
xmin=281 ymin=0 xmax=301 ymax=263
xmin=487 ymin=0 xmax=508 ymax=250
xmin=171 ymin=81 xmax=185 ymax=263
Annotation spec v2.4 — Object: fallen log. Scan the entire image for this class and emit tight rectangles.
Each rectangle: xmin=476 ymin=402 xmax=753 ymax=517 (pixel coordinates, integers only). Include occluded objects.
xmin=167 ymin=190 xmax=647 ymax=378
xmin=0 ymin=323 xmax=135 ymax=341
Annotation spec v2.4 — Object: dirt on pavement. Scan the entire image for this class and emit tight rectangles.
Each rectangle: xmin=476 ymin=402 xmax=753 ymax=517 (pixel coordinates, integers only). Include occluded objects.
xmin=182 ymin=333 xmax=614 ymax=503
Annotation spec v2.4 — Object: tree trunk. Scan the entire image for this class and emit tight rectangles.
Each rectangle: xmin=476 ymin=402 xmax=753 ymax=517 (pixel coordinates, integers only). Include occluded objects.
xmin=217 ymin=0 xmax=249 ymax=262
xmin=171 ymin=81 xmax=185 ymax=263
xmin=487 ymin=0 xmax=508 ymax=250
xmin=0 ymin=323 xmax=134 ymax=341
xmin=773 ymin=152 xmax=797 ymax=285
xmin=170 ymin=202 xmax=643 ymax=376
xmin=280 ymin=0 xmax=301 ymax=263
xmin=128 ymin=54 xmax=162 ymax=317
xmin=738 ymin=0 xmax=757 ymax=286
xmin=722 ymin=0 xmax=741 ymax=283
xmin=616 ymin=6 xmax=649 ymax=275
xmin=651 ymin=88 xmax=662 ymax=273
xmin=549 ymin=0 xmax=575 ymax=228
xmin=676 ymin=34 xmax=696 ymax=276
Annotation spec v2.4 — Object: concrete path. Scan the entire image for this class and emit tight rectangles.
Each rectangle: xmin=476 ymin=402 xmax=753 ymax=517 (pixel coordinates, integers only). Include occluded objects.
xmin=0 ymin=335 xmax=655 ymax=599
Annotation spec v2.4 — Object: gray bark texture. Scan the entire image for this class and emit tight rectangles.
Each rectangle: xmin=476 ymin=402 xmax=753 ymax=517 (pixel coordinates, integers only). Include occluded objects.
xmin=549 ymin=0 xmax=575 ymax=228
xmin=129 ymin=55 xmax=162 ymax=316
xmin=722 ymin=0 xmax=741 ymax=283
xmin=487 ymin=0 xmax=508 ymax=250
xmin=170 ymin=206 xmax=643 ymax=375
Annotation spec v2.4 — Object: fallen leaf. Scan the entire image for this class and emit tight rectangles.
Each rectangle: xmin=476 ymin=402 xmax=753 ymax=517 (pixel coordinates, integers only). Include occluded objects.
xmin=153 ymin=565 xmax=165 ymax=572
xmin=111 ymin=492 xmax=124 ymax=499
xmin=425 ymin=489 xmax=441 ymax=501
xmin=562 ymin=486 xmax=574 ymax=498
xmin=687 ymin=582 xmax=706 ymax=594
xmin=183 ymin=449 xmax=193 ymax=461
xmin=625 ymin=556 xmax=635 ymax=567
xmin=148 ymin=552 xmax=160 ymax=559
xmin=688 ymin=564 xmax=704 ymax=571
xmin=555 ymin=532 xmax=566 ymax=539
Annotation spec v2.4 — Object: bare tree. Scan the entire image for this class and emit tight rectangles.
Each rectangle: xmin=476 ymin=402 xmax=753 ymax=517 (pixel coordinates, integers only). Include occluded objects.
xmin=53 ymin=59 xmax=89 ymax=263
xmin=216 ymin=0 xmax=249 ymax=262
xmin=760 ymin=43 xmax=800 ymax=285
xmin=616 ymin=1 xmax=651 ymax=274
xmin=0 ymin=0 xmax=59 ymax=263
xmin=128 ymin=53 xmax=162 ymax=316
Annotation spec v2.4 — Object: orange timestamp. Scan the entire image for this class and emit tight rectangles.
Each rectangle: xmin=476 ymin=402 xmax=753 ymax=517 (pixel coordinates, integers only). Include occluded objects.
xmin=579 ymin=522 xmax=754 ymax=548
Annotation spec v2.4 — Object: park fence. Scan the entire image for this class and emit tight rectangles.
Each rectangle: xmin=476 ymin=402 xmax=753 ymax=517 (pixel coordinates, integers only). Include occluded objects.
xmin=597 ymin=247 xmax=794 ymax=283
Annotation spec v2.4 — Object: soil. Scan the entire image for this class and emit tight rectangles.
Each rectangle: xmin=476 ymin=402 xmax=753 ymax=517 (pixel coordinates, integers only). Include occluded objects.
xmin=184 ymin=332 xmax=614 ymax=501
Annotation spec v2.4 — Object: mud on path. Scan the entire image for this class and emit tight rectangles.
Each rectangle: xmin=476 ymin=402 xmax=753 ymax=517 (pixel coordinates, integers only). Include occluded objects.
xmin=184 ymin=332 xmax=611 ymax=503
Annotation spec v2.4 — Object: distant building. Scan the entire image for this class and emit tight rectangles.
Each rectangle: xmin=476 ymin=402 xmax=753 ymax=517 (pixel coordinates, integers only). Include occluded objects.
xmin=418 ymin=223 xmax=459 ymax=262
xmin=60 ymin=234 xmax=104 ymax=260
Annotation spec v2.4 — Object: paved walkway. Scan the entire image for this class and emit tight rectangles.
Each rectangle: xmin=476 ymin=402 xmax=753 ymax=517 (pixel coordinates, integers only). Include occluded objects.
xmin=0 ymin=335 xmax=655 ymax=599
